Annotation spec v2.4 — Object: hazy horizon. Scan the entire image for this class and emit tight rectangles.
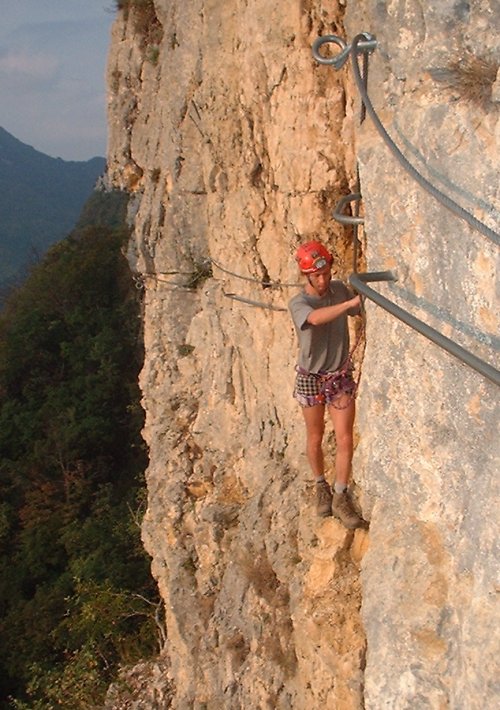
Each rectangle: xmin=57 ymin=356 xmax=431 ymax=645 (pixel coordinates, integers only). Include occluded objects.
xmin=0 ymin=1 xmax=114 ymax=162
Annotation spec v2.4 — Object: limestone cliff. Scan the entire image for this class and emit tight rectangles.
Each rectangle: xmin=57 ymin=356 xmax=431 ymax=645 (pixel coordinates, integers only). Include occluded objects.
xmin=104 ymin=1 xmax=499 ymax=708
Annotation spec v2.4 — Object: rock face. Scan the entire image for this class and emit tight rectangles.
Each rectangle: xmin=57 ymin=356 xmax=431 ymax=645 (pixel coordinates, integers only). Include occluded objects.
xmin=344 ymin=3 xmax=500 ymax=708
xmin=105 ymin=1 xmax=499 ymax=708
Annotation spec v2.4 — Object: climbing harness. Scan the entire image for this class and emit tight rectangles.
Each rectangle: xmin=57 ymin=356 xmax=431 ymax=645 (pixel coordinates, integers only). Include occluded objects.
xmin=294 ymin=364 xmax=356 ymax=409
xmin=313 ymin=32 xmax=500 ymax=387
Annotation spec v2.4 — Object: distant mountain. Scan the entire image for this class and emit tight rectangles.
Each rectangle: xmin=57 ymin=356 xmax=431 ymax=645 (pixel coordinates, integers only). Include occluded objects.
xmin=0 ymin=126 xmax=106 ymax=292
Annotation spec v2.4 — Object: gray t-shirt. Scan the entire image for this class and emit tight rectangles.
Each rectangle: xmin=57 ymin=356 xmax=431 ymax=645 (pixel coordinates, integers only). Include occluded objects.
xmin=289 ymin=280 xmax=355 ymax=373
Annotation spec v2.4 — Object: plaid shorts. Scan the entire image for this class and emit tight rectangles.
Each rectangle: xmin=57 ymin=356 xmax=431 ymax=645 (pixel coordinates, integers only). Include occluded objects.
xmin=293 ymin=363 xmax=357 ymax=408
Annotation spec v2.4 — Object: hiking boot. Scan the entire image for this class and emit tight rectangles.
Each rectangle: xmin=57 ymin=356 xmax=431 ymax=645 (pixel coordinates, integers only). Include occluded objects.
xmin=332 ymin=491 xmax=364 ymax=529
xmin=316 ymin=480 xmax=333 ymax=517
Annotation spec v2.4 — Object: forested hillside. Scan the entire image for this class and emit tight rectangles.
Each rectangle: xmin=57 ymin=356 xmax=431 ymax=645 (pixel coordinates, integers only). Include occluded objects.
xmin=0 ymin=127 xmax=105 ymax=296
xmin=0 ymin=191 xmax=160 ymax=709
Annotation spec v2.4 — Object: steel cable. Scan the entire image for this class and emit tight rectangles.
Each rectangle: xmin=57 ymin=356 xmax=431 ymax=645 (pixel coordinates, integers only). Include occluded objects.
xmin=350 ymin=33 xmax=500 ymax=246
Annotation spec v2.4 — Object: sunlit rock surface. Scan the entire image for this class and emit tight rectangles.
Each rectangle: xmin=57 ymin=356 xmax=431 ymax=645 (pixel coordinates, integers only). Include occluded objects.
xmin=105 ymin=1 xmax=499 ymax=707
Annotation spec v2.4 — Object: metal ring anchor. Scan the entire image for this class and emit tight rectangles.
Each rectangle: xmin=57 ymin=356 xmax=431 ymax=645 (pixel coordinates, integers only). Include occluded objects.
xmin=332 ymin=193 xmax=365 ymax=226
xmin=312 ymin=33 xmax=377 ymax=69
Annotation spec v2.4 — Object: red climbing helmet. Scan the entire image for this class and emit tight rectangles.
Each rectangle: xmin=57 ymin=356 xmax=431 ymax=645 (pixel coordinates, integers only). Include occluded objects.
xmin=295 ymin=241 xmax=333 ymax=274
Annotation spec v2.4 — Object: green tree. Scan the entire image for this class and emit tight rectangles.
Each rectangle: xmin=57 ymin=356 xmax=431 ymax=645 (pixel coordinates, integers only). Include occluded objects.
xmin=0 ymin=192 xmax=161 ymax=708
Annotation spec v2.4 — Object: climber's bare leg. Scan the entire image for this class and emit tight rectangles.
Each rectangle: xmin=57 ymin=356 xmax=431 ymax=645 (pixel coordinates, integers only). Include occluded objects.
xmin=328 ymin=397 xmax=355 ymax=487
xmin=302 ymin=403 xmax=326 ymax=479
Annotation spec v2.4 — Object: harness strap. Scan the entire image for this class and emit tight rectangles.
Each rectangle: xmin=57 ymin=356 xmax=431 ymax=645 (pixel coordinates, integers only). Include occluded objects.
xmin=295 ymin=361 xmax=357 ymax=409
xmin=295 ymin=314 xmax=365 ymax=409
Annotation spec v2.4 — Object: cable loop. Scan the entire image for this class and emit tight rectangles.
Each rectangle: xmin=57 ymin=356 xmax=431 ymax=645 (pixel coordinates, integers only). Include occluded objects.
xmin=312 ymin=33 xmax=377 ymax=69
xmin=312 ymin=34 xmax=498 ymax=385
xmin=210 ymin=257 xmax=302 ymax=288
xmin=312 ymin=35 xmax=350 ymax=68
xmin=332 ymin=193 xmax=364 ymax=226
xmin=348 ymin=33 xmax=499 ymax=246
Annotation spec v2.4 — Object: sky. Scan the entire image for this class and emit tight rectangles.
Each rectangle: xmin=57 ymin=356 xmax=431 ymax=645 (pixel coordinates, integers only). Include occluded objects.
xmin=0 ymin=1 xmax=115 ymax=161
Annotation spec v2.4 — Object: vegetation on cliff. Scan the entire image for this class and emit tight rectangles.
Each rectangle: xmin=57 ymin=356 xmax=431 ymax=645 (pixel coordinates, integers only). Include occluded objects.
xmin=0 ymin=191 xmax=160 ymax=709
xmin=113 ymin=0 xmax=163 ymax=61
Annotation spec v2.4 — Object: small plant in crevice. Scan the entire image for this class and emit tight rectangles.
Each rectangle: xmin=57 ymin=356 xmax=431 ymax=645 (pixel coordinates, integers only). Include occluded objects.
xmin=429 ymin=52 xmax=499 ymax=109
xmin=181 ymin=555 xmax=197 ymax=575
xmin=150 ymin=167 xmax=161 ymax=183
xmin=115 ymin=0 xmax=150 ymax=15
xmin=178 ymin=343 xmax=195 ymax=357
xmin=190 ymin=259 xmax=213 ymax=289
xmin=146 ymin=45 xmax=161 ymax=65
xmin=224 ymin=632 xmax=250 ymax=668
xmin=238 ymin=550 xmax=280 ymax=605
xmin=115 ymin=0 xmax=164 ymax=50
xmin=111 ymin=67 xmax=122 ymax=94
xmin=264 ymin=621 xmax=298 ymax=678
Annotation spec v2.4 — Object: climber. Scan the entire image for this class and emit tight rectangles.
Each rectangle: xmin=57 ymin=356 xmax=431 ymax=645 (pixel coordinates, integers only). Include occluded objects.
xmin=289 ymin=240 xmax=365 ymax=528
